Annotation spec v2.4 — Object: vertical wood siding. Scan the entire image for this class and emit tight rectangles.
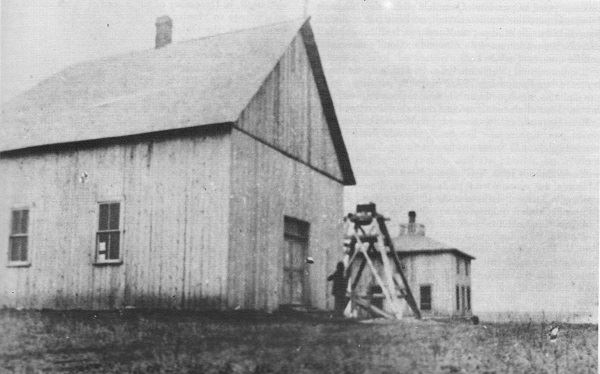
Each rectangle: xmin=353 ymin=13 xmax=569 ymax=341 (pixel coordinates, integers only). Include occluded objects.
xmin=236 ymin=33 xmax=344 ymax=183
xmin=227 ymin=129 xmax=343 ymax=311
xmin=0 ymin=132 xmax=231 ymax=309
xmin=228 ymin=31 xmax=347 ymax=312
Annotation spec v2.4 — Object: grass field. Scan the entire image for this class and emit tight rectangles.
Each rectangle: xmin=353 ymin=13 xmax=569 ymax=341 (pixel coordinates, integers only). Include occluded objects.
xmin=0 ymin=309 xmax=596 ymax=373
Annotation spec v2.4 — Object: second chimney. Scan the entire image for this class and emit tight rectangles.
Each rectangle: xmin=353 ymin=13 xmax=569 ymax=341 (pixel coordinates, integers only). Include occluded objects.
xmin=408 ymin=211 xmax=416 ymax=234
xmin=408 ymin=211 xmax=416 ymax=223
xmin=155 ymin=15 xmax=172 ymax=49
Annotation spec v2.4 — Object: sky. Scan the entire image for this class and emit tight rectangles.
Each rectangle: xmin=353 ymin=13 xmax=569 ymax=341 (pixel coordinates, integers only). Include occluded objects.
xmin=1 ymin=0 xmax=598 ymax=318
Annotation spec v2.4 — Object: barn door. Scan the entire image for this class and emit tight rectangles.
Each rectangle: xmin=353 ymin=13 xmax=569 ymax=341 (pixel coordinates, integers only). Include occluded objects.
xmin=282 ymin=217 xmax=310 ymax=306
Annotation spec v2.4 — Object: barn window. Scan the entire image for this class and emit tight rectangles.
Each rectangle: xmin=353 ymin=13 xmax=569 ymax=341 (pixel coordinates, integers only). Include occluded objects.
xmin=8 ymin=209 xmax=29 ymax=265
xmin=419 ymin=285 xmax=432 ymax=311
xmin=456 ymin=285 xmax=460 ymax=311
xmin=96 ymin=202 xmax=121 ymax=263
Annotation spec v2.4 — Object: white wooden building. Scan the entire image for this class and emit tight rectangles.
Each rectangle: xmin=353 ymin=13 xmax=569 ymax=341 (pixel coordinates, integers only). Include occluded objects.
xmin=0 ymin=17 xmax=355 ymax=311
xmin=394 ymin=212 xmax=475 ymax=318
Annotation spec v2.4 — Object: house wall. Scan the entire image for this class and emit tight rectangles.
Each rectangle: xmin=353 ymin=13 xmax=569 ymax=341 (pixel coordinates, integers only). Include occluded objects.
xmin=0 ymin=130 xmax=231 ymax=309
xmin=227 ymin=129 xmax=344 ymax=311
xmin=452 ymin=255 xmax=473 ymax=316
xmin=402 ymin=253 xmax=456 ymax=317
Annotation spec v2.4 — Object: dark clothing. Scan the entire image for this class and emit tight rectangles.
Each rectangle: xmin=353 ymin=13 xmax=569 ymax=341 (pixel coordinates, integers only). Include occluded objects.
xmin=327 ymin=267 xmax=349 ymax=316
xmin=327 ymin=268 xmax=348 ymax=297
xmin=334 ymin=296 xmax=349 ymax=316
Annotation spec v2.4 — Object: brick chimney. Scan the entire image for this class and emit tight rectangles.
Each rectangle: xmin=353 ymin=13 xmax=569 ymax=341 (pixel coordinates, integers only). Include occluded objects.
xmin=408 ymin=211 xmax=416 ymax=234
xmin=155 ymin=15 xmax=172 ymax=49
xmin=399 ymin=211 xmax=425 ymax=236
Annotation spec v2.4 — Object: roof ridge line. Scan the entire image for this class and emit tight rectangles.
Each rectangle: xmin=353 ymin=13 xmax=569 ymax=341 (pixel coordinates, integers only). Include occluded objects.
xmin=1 ymin=17 xmax=310 ymax=106
xmin=178 ymin=16 xmax=308 ymax=45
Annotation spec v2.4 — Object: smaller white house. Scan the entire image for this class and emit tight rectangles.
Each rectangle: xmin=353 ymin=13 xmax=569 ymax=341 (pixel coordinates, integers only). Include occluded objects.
xmin=394 ymin=211 xmax=475 ymax=318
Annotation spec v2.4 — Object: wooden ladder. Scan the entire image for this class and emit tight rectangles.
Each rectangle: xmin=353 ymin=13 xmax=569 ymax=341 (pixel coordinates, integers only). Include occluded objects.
xmin=343 ymin=203 xmax=421 ymax=319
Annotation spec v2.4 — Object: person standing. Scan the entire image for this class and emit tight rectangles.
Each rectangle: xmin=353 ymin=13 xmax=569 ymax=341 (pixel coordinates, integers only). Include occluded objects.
xmin=327 ymin=261 xmax=349 ymax=316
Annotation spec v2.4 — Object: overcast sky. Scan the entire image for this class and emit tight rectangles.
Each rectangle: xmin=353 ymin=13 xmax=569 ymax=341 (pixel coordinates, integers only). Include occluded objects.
xmin=1 ymin=0 xmax=598 ymax=318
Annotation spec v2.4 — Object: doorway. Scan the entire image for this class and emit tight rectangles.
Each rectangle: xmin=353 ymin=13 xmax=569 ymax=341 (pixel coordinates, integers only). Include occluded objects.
xmin=282 ymin=217 xmax=310 ymax=306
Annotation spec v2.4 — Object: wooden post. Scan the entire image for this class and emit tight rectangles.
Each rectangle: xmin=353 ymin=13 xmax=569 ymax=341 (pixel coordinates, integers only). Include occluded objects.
xmin=376 ymin=216 xmax=421 ymax=319
xmin=349 ymin=257 xmax=366 ymax=291
xmin=354 ymin=297 xmax=395 ymax=319
xmin=359 ymin=245 xmax=398 ymax=315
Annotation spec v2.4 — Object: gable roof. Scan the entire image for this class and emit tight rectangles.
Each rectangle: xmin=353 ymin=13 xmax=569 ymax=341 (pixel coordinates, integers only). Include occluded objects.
xmin=1 ymin=18 xmax=355 ymax=185
xmin=393 ymin=234 xmax=475 ymax=260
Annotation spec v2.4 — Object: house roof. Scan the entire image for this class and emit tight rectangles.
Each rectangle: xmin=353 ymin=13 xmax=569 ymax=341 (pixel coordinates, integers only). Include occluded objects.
xmin=1 ymin=18 xmax=355 ymax=185
xmin=392 ymin=235 xmax=475 ymax=260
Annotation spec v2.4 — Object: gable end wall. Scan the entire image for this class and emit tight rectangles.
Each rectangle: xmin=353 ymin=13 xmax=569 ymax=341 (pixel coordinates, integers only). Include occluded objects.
xmin=235 ymin=32 xmax=344 ymax=183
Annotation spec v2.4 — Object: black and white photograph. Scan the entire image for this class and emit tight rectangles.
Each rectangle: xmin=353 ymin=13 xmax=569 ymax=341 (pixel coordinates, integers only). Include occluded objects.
xmin=0 ymin=1 xmax=598 ymax=373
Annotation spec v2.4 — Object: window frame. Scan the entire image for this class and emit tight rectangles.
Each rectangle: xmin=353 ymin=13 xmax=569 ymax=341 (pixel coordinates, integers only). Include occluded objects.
xmin=7 ymin=207 xmax=31 ymax=267
xmin=419 ymin=284 xmax=432 ymax=311
xmin=94 ymin=201 xmax=123 ymax=266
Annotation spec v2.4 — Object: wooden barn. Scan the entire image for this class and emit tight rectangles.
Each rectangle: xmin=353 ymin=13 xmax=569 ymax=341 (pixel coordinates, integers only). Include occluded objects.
xmin=394 ymin=212 xmax=475 ymax=318
xmin=0 ymin=17 xmax=355 ymax=312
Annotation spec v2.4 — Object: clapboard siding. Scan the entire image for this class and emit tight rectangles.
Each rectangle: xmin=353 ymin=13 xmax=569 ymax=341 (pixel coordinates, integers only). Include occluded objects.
xmin=236 ymin=34 xmax=343 ymax=183
xmin=0 ymin=130 xmax=231 ymax=309
xmin=227 ymin=129 xmax=343 ymax=311
xmin=401 ymin=254 xmax=456 ymax=317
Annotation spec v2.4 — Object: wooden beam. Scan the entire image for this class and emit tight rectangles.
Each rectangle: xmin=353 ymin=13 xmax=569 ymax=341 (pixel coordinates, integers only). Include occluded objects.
xmin=353 ymin=297 xmax=395 ymax=319
xmin=359 ymin=245 xmax=396 ymax=314
xmin=349 ymin=258 xmax=366 ymax=291
xmin=376 ymin=216 xmax=421 ymax=319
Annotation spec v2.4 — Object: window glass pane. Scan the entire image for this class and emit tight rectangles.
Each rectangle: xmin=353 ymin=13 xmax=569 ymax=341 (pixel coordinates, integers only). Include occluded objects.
xmin=11 ymin=210 xmax=27 ymax=234
xmin=20 ymin=237 xmax=28 ymax=261
xmin=10 ymin=237 xmax=27 ymax=262
xmin=420 ymin=285 xmax=431 ymax=310
xmin=10 ymin=237 xmax=20 ymax=261
xmin=20 ymin=210 xmax=29 ymax=234
xmin=99 ymin=204 xmax=109 ymax=230
xmin=456 ymin=286 xmax=460 ymax=310
xmin=467 ymin=287 xmax=471 ymax=310
xmin=109 ymin=232 xmax=120 ymax=260
xmin=284 ymin=217 xmax=309 ymax=239
xmin=97 ymin=232 xmax=109 ymax=256
xmin=11 ymin=211 xmax=19 ymax=234
xmin=109 ymin=203 xmax=120 ymax=230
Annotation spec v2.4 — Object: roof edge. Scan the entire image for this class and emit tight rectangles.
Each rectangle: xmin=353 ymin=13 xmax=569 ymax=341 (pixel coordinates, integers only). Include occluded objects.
xmin=396 ymin=248 xmax=476 ymax=260
xmin=299 ymin=20 xmax=356 ymax=186
xmin=0 ymin=122 xmax=233 ymax=158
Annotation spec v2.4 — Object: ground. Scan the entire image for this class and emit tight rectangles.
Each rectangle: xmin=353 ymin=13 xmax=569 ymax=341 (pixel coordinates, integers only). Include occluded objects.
xmin=0 ymin=309 xmax=596 ymax=373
